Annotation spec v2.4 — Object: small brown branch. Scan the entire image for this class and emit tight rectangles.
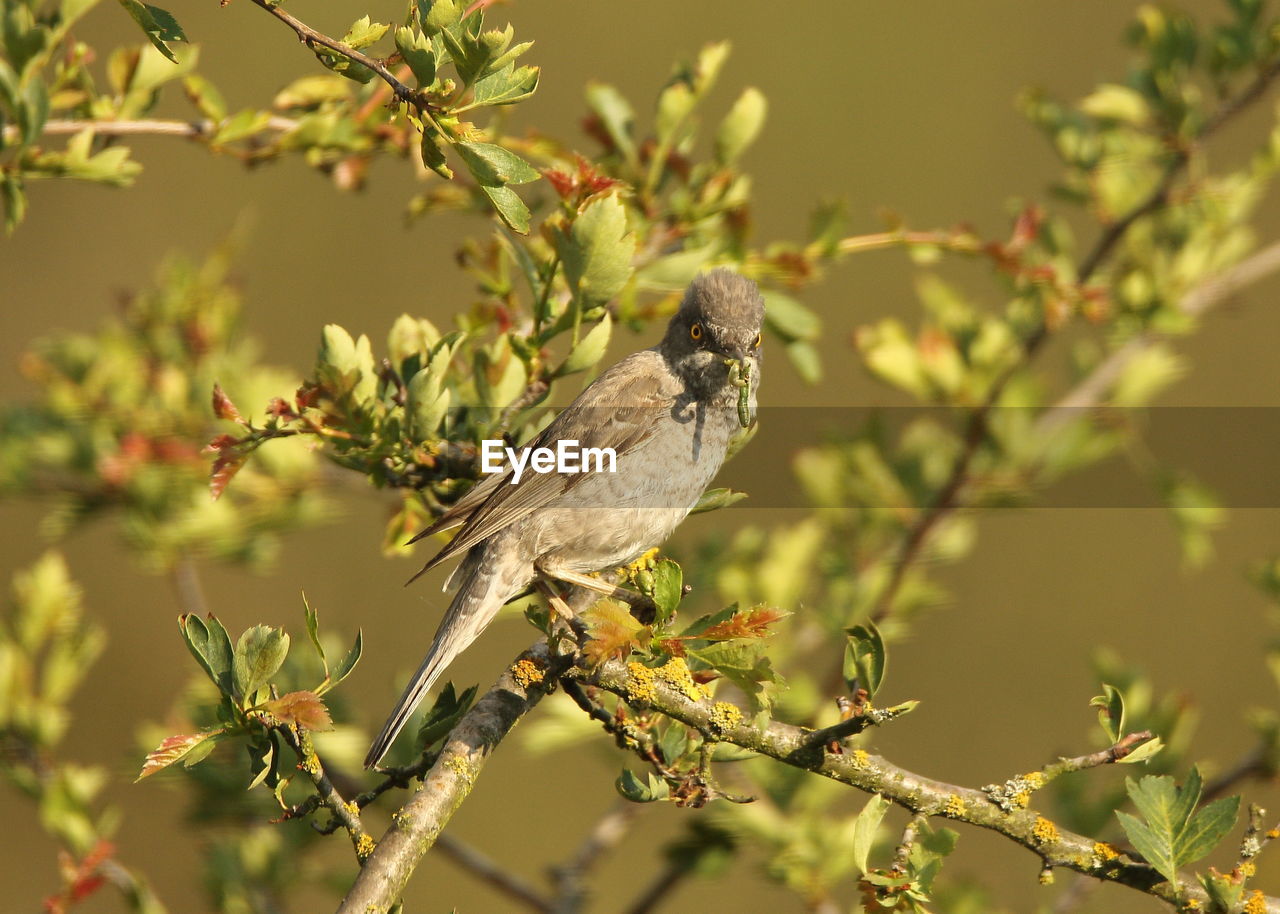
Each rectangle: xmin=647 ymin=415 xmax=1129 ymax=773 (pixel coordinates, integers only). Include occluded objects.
xmin=867 ymin=59 xmax=1280 ymax=624
xmin=1038 ymin=238 xmax=1280 ymax=435
xmin=1 ymin=117 xmax=298 ymax=145
xmin=434 ymin=833 xmax=554 ymax=913
xmin=548 ymin=802 xmax=641 ymax=914
xmin=579 ymin=658 xmax=1280 ymax=912
xmin=337 ymin=640 xmax=573 ymax=914
xmin=623 ymin=861 xmax=686 ymax=914
xmin=244 ymin=0 xmax=427 ymax=113
xmin=276 ymin=724 xmax=370 ymax=856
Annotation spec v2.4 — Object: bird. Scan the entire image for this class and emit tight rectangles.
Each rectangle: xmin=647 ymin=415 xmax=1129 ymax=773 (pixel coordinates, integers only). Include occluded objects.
xmin=364 ymin=269 xmax=764 ymax=768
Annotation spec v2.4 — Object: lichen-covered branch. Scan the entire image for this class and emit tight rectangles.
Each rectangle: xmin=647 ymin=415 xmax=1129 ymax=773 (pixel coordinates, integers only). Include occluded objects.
xmin=336 ymin=641 xmax=574 ymax=914
xmin=575 ymin=657 xmax=1280 ymax=913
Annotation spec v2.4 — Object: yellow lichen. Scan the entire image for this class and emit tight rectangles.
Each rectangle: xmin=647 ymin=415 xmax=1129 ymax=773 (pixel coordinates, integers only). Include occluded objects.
xmin=708 ymin=701 xmax=743 ymax=733
xmin=943 ymin=795 xmax=966 ymax=818
xmin=510 ymin=658 xmax=545 ymax=689
xmin=299 ymin=751 xmax=321 ymax=776
xmin=626 ymin=661 xmax=657 ymax=704
xmin=1183 ymin=901 xmax=1201 ymax=911
xmin=444 ymin=755 xmax=472 ymax=781
xmin=1032 ymin=816 xmax=1059 ymax=845
xmin=1038 ymin=867 xmax=1054 ymax=885
xmin=355 ymin=833 xmax=376 ymax=861
xmin=1013 ymin=791 xmax=1032 ymax=809
xmin=656 ymin=657 xmax=703 ymax=702
xmin=623 ymin=547 xmax=660 ymax=575
xmin=1023 ymin=771 xmax=1045 ymax=789
xmin=850 ymin=749 xmax=870 ymax=770
xmin=1245 ymin=890 xmax=1267 ymax=914
xmin=344 ymin=800 xmax=359 ymax=817
xmin=1092 ymin=841 xmax=1119 ymax=865
xmin=1240 ymin=862 xmax=1257 ymax=878
xmin=1269 ymin=828 xmax=1280 ymax=839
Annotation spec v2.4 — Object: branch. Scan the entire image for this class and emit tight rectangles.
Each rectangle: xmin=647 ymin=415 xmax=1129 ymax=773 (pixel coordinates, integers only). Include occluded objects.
xmin=434 ymin=833 xmax=554 ymax=913
xmin=576 ymin=657 xmax=1280 ymax=913
xmin=548 ymin=802 xmax=641 ymax=914
xmin=869 ymin=60 xmax=1280 ymax=622
xmin=243 ymin=0 xmax=428 ymax=113
xmin=1038 ymin=238 xmax=1280 ymax=434
xmin=336 ymin=640 xmax=574 ymax=914
xmin=0 ymin=117 xmax=298 ymax=146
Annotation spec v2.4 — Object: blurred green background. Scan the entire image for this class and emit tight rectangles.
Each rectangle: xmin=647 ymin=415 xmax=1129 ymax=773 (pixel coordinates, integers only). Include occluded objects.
xmin=2 ymin=1 xmax=1278 ymax=911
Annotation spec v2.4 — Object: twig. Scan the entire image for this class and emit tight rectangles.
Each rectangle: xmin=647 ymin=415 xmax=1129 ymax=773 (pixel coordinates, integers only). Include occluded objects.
xmin=868 ymin=60 xmax=1280 ymax=623
xmin=244 ymin=0 xmax=428 ymax=113
xmin=1038 ymin=239 xmax=1280 ymax=435
xmin=434 ymin=833 xmax=554 ymax=913
xmin=578 ymin=657 xmax=1280 ymax=913
xmin=337 ymin=640 xmax=573 ymax=914
xmin=275 ymin=724 xmax=371 ymax=857
xmin=548 ymin=802 xmax=641 ymax=914
xmin=624 ymin=861 xmax=686 ymax=914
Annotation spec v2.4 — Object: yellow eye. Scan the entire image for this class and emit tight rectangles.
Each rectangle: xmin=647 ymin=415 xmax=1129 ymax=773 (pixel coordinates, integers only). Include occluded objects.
xmin=690 ymin=321 xmax=704 ymax=341
xmin=752 ymin=332 xmax=762 ymax=348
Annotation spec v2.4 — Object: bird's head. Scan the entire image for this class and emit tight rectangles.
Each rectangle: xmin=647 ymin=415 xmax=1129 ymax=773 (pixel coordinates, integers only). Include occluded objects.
xmin=661 ymin=269 xmax=765 ymax=386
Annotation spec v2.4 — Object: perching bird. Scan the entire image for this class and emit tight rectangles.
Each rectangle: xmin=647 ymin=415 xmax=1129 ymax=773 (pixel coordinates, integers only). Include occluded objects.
xmin=364 ymin=269 xmax=764 ymax=768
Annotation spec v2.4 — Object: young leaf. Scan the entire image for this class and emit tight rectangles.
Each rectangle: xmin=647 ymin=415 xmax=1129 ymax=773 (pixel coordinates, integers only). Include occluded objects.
xmin=690 ymin=487 xmax=748 ymax=515
xmin=467 ymin=64 xmax=539 ymax=108
xmin=844 ymin=622 xmax=886 ymax=698
xmin=320 ymin=629 xmax=362 ymax=695
xmin=416 ymin=683 xmax=478 ymax=749
xmin=261 ymin=690 xmax=333 ymax=731
xmin=1091 ymin=683 xmax=1126 ymax=744
xmin=852 ymin=793 xmax=892 ymax=874
xmin=179 ymin=613 xmax=234 ymax=696
xmin=455 ymin=141 xmax=541 ymax=186
xmin=116 ymin=0 xmax=187 ymax=63
xmin=394 ymin=27 xmax=437 ymax=86
xmin=649 ymin=558 xmax=683 ymax=624
xmin=581 ymin=600 xmax=647 ymax=666
xmin=479 ymin=183 xmax=531 ymax=234
xmin=1116 ymin=809 xmax=1178 ymax=885
xmin=137 ymin=729 xmax=225 ymax=780
xmin=1177 ymin=796 xmax=1241 ymax=868
xmin=233 ymin=625 xmax=289 ymax=703
xmin=714 ymin=86 xmax=767 ymax=165
xmin=555 ymin=194 xmax=635 ymax=308
xmin=555 ymin=313 xmax=612 ymax=377
xmin=302 ymin=594 xmax=326 ymax=669
xmin=584 ymin=81 xmax=637 ymax=164
xmin=616 ymin=768 xmax=669 ymax=803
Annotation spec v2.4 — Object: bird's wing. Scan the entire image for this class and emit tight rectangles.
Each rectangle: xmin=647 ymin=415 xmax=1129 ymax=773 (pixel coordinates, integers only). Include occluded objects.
xmin=406 ymin=352 xmax=674 ymax=583
xmin=404 ymin=468 xmax=507 ymax=546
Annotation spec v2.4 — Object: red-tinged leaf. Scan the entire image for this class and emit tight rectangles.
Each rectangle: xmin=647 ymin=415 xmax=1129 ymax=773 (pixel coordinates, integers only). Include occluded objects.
xmin=1009 ymin=204 xmax=1043 ymax=251
xmin=212 ymin=383 xmax=245 ymax=423
xmin=544 ymin=167 xmax=575 ymax=198
xmin=266 ymin=396 xmax=297 ymax=419
xmin=696 ymin=606 xmax=789 ymax=642
xmin=209 ymin=450 xmax=247 ymax=501
xmin=204 ymin=432 xmax=239 ymax=453
xmin=261 ymin=690 xmax=333 ymax=730
xmin=137 ymin=730 xmax=224 ymax=780
xmin=581 ymin=601 xmax=649 ymax=666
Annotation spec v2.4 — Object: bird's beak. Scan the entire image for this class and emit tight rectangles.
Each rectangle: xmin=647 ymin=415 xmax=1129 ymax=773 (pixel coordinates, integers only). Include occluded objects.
xmin=722 ymin=345 xmax=748 ymax=362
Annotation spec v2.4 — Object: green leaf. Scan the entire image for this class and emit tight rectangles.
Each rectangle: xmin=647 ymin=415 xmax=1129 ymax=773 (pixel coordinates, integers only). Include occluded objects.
xmin=687 ymin=640 xmax=780 ymax=710
xmin=1116 ymin=809 xmax=1177 ymax=885
xmin=852 ymin=793 xmax=892 ymax=874
xmin=419 ymin=0 xmax=462 ymax=35
xmin=690 ymin=487 xmax=748 ymax=514
xmin=616 ymin=768 xmax=669 ymax=803
xmin=419 ymin=125 xmax=453 ymax=179
xmin=480 ymin=183 xmax=531 ymax=234
xmin=211 ymin=109 xmax=270 ymax=146
xmin=715 ymin=86 xmax=767 ymax=165
xmin=1118 ymin=735 xmax=1165 ymax=764
xmin=394 ymin=27 xmax=437 ymax=86
xmin=844 ymin=622 xmax=886 ymax=698
xmin=467 ymin=64 xmax=539 ymax=108
xmin=302 ymin=594 xmax=325 ymax=668
xmin=555 ymin=194 xmax=634 ymax=308
xmin=179 ymin=613 xmax=234 ymax=696
xmin=650 ymin=559 xmax=683 ymax=624
xmin=322 ymin=629 xmax=362 ymax=694
xmin=233 ymin=625 xmax=289 ymax=703
xmin=1177 ymin=795 xmax=1240 ymax=867
xmin=762 ymin=290 xmax=822 ymax=342
xmin=416 ymin=682 xmax=477 ymax=750
xmin=341 ymin=16 xmax=389 ymax=50
xmin=19 ymin=77 xmax=48 ymax=148
xmin=456 ymin=141 xmax=540 ymax=185
xmin=1091 ymin=683 xmax=1125 ymax=743
xmin=555 ymin=313 xmax=612 ymax=377
xmin=115 ymin=0 xmax=186 ymax=63
xmin=784 ymin=340 xmax=821 ymax=384
xmin=584 ymin=81 xmax=637 ymax=164
xmin=2 ymin=173 xmax=28 ymax=233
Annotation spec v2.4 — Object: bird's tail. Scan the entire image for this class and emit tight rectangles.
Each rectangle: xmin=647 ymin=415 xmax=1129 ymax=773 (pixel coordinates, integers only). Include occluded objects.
xmin=363 ymin=548 xmax=521 ymax=769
